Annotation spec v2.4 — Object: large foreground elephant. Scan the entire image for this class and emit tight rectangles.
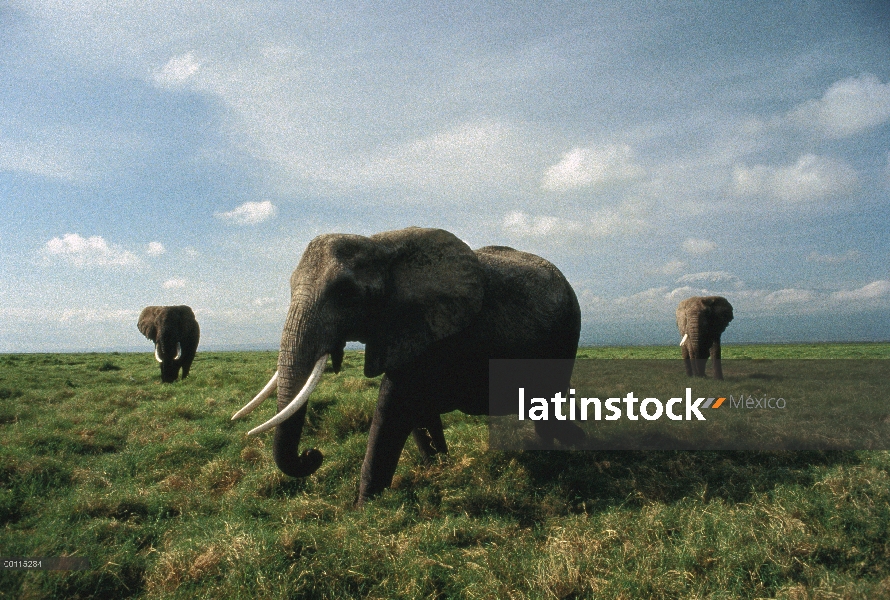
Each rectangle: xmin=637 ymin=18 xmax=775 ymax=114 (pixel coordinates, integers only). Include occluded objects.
xmin=137 ymin=305 xmax=200 ymax=383
xmin=676 ymin=296 xmax=733 ymax=379
xmin=233 ymin=227 xmax=584 ymax=504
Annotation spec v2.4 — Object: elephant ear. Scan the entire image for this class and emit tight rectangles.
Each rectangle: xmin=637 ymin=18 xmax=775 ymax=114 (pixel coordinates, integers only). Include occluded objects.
xmin=675 ymin=303 xmax=688 ymax=333
xmin=704 ymin=297 xmax=734 ymax=334
xmin=364 ymin=228 xmax=484 ymax=377
xmin=137 ymin=308 xmax=159 ymax=342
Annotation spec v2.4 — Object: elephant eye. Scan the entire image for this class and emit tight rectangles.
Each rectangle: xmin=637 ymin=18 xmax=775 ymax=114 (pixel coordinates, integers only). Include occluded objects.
xmin=327 ymin=277 xmax=361 ymax=304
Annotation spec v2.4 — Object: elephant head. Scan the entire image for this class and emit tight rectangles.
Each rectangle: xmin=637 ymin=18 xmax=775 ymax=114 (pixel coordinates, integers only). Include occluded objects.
xmin=676 ymin=296 xmax=733 ymax=379
xmin=137 ymin=305 xmax=200 ymax=383
xmin=232 ymin=228 xmax=485 ymax=479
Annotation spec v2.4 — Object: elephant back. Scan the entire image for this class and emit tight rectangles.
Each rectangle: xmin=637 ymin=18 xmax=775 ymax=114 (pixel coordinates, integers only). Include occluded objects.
xmin=473 ymin=246 xmax=581 ymax=358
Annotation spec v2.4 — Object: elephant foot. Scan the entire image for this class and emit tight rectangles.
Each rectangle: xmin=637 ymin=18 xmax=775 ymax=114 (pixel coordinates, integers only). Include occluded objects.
xmin=533 ymin=421 xmax=586 ymax=448
xmin=554 ymin=422 xmax=586 ymax=447
xmin=276 ymin=448 xmax=324 ymax=478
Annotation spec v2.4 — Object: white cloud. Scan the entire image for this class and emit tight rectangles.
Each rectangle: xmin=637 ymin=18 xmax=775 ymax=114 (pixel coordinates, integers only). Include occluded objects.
xmin=682 ymin=238 xmax=717 ymax=254
xmin=576 ymin=285 xmax=670 ymax=313
xmin=163 ymin=278 xmax=187 ymax=289
xmin=806 ymin=250 xmax=860 ymax=264
xmin=761 ymin=288 xmax=817 ymax=305
xmin=655 ymin=260 xmax=687 ymax=276
xmin=0 ymin=135 xmax=81 ymax=181
xmin=502 ymin=211 xmax=582 ymax=236
xmin=624 ymin=287 xmax=673 ymax=305
xmin=831 ymin=280 xmax=890 ymax=301
xmin=146 ymin=242 xmax=166 ymax=256
xmin=788 ymin=74 xmax=890 ymax=138
xmin=676 ymin=271 xmax=743 ymax=288
xmin=215 ymin=200 xmax=278 ymax=225
xmin=252 ymin=297 xmax=275 ymax=306
xmin=502 ymin=206 xmax=649 ymax=239
xmin=541 ymin=144 xmax=644 ymax=191
xmin=733 ymin=154 xmax=858 ymax=203
xmin=58 ymin=308 xmax=139 ymax=324
xmin=185 ymin=48 xmax=547 ymax=202
xmin=332 ymin=121 xmax=535 ymax=198
xmin=43 ymin=233 xmax=139 ymax=267
xmin=667 ymin=286 xmax=698 ymax=300
xmin=588 ymin=206 xmax=650 ymax=238
xmin=153 ymin=52 xmax=202 ymax=88
xmin=707 ymin=281 xmax=890 ymax=314
xmin=581 ymin=279 xmax=890 ymax=322
xmin=0 ymin=307 xmax=137 ymax=324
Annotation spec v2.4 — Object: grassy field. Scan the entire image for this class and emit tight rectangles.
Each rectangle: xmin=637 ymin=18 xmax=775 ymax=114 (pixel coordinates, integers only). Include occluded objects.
xmin=1 ymin=344 xmax=889 ymax=599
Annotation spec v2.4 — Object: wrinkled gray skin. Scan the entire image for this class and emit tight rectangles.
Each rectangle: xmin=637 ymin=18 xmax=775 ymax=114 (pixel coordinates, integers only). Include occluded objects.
xmin=676 ymin=296 xmax=733 ymax=380
xmin=138 ymin=305 xmax=200 ymax=383
xmin=270 ymin=227 xmax=584 ymax=505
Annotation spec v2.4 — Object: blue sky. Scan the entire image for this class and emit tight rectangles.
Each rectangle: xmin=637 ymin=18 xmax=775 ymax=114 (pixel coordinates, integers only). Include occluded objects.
xmin=1 ymin=1 xmax=889 ymax=352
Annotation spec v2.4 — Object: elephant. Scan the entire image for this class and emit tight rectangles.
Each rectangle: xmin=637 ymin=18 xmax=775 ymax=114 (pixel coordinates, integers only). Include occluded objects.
xmin=137 ymin=305 xmax=200 ymax=383
xmin=232 ymin=227 xmax=585 ymax=505
xmin=676 ymin=296 xmax=733 ymax=380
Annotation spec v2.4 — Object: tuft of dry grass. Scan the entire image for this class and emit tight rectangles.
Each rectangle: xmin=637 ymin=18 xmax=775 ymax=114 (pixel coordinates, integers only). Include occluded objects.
xmin=341 ymin=377 xmax=378 ymax=392
xmin=197 ymin=459 xmax=243 ymax=494
xmin=158 ymin=474 xmax=194 ymax=492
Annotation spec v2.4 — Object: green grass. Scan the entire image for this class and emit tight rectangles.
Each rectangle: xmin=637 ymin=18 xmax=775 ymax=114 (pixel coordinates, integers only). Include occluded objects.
xmin=1 ymin=345 xmax=889 ymax=599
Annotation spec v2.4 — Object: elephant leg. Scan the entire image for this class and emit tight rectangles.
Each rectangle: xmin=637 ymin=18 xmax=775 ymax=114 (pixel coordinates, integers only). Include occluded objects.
xmin=358 ymin=376 xmax=415 ymax=505
xmin=427 ymin=415 xmax=448 ymax=454
xmin=411 ymin=429 xmax=435 ymax=462
xmin=183 ymin=338 xmax=199 ymax=379
xmin=711 ymin=340 xmax=723 ymax=380
xmin=180 ymin=352 xmax=195 ymax=379
xmin=411 ymin=415 xmax=448 ymax=464
xmin=533 ymin=419 xmax=586 ymax=448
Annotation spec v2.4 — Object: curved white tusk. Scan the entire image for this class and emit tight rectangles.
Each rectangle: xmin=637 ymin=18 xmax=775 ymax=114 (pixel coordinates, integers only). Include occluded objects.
xmin=247 ymin=354 xmax=328 ymax=436
xmin=174 ymin=343 xmax=182 ymax=361
xmin=231 ymin=371 xmax=279 ymax=420
xmin=680 ymin=333 xmax=688 ymax=346
xmin=155 ymin=345 xmax=163 ymax=363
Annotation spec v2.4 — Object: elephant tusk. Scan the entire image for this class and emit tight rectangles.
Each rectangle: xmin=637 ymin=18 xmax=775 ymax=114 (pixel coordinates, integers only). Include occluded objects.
xmin=246 ymin=354 xmax=328 ymax=436
xmin=680 ymin=333 xmax=688 ymax=346
xmin=155 ymin=345 xmax=163 ymax=363
xmin=174 ymin=343 xmax=182 ymax=361
xmin=231 ymin=371 xmax=279 ymax=420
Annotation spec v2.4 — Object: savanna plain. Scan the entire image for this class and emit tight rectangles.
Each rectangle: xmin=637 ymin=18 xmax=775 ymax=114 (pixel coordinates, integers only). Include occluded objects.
xmin=1 ymin=344 xmax=889 ymax=599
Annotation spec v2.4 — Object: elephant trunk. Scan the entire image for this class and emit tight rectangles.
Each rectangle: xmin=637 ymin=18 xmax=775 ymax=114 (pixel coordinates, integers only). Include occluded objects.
xmin=155 ymin=336 xmax=182 ymax=382
xmin=271 ymin=295 xmax=327 ymax=478
xmin=684 ymin=319 xmax=708 ymax=377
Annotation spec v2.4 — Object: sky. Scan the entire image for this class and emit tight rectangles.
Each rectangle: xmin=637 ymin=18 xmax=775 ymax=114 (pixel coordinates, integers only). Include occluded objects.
xmin=1 ymin=1 xmax=889 ymax=352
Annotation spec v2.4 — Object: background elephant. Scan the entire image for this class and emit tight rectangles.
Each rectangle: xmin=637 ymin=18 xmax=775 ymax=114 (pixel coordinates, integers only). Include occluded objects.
xmin=137 ymin=305 xmax=200 ymax=383
xmin=233 ymin=227 xmax=584 ymax=504
xmin=676 ymin=296 xmax=733 ymax=379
